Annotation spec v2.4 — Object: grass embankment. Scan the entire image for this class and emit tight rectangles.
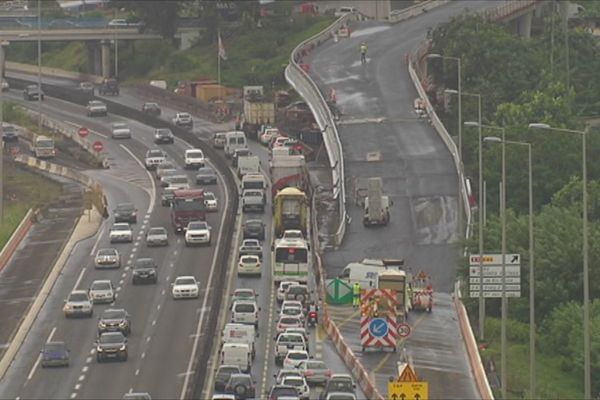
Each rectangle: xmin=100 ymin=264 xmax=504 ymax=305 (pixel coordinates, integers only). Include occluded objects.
xmin=480 ymin=318 xmax=583 ymax=399
xmin=0 ymin=161 xmax=64 ymax=248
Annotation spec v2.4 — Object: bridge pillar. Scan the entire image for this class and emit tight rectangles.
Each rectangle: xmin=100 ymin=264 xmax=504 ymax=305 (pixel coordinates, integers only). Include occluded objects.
xmin=100 ymin=39 xmax=111 ymax=78
xmin=86 ymin=41 xmax=102 ymax=76
xmin=0 ymin=41 xmax=7 ymax=78
xmin=517 ymin=11 xmax=533 ymax=39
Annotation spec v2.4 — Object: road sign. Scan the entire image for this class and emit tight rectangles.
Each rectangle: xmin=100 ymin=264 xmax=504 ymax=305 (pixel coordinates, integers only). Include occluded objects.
xmin=78 ymin=126 xmax=89 ymax=138
xmin=92 ymin=140 xmax=103 ymax=152
xmin=326 ymin=279 xmax=353 ymax=304
xmin=397 ymin=323 xmax=411 ymax=338
xmin=469 ymin=265 xmax=521 ymax=277
xmin=469 ymin=277 xmax=521 ymax=284
xmin=368 ymin=318 xmax=388 ymax=338
xmin=469 ymin=291 xmax=521 ymax=298
xmin=388 ymin=381 xmax=429 ymax=400
xmin=469 ymin=284 xmax=521 ymax=291
xmin=469 ymin=253 xmax=520 ymax=266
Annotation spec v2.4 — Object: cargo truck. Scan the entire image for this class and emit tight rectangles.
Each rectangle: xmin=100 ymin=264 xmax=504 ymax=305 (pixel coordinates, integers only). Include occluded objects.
xmin=270 ymin=154 xmax=307 ymax=197
xmin=363 ymin=177 xmax=391 ymax=226
xmin=241 ymin=86 xmax=275 ymax=140
xmin=273 ymin=187 xmax=308 ymax=237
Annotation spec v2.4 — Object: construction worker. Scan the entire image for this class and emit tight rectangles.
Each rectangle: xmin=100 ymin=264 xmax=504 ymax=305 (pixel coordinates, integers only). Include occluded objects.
xmin=352 ymin=282 xmax=361 ymax=308
xmin=359 ymin=42 xmax=367 ymax=64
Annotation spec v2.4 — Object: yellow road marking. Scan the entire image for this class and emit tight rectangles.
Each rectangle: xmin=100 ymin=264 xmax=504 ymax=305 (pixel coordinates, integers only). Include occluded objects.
xmin=335 ymin=308 xmax=361 ymax=330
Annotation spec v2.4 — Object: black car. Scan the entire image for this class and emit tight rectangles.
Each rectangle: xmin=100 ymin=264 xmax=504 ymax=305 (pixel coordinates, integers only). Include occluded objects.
xmin=268 ymin=385 xmax=299 ymax=400
xmin=242 ymin=219 xmax=265 ymax=241
xmin=23 ymin=84 xmax=44 ymax=101
xmin=97 ymin=308 xmax=131 ymax=336
xmin=99 ymin=78 xmax=119 ymax=96
xmin=319 ymin=375 xmax=356 ymax=400
xmin=1 ymin=123 xmax=18 ymax=142
xmin=40 ymin=341 xmax=70 ymax=367
xmin=214 ymin=365 xmax=242 ymax=392
xmin=224 ymin=373 xmax=256 ymax=400
xmin=96 ymin=332 xmax=128 ymax=362
xmin=113 ymin=203 xmax=137 ymax=223
xmin=196 ymin=167 xmax=218 ymax=185
xmin=232 ymin=148 xmax=251 ymax=168
xmin=154 ymin=128 xmax=174 ymax=144
xmin=142 ymin=102 xmax=161 ymax=116
xmin=132 ymin=258 xmax=158 ymax=284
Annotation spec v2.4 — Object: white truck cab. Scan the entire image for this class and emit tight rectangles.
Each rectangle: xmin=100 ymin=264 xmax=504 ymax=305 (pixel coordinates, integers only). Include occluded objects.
xmin=220 ymin=343 xmax=251 ymax=373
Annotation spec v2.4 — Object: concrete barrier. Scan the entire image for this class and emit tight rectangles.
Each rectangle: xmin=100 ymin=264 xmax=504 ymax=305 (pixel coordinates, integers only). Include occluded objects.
xmin=388 ymin=0 xmax=450 ymax=24
xmin=5 ymin=61 xmax=103 ymax=84
xmin=0 ymin=209 xmax=34 ymax=274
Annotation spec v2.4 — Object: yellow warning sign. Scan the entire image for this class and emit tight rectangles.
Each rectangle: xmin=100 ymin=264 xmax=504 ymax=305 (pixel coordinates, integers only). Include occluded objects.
xmin=388 ymin=381 xmax=429 ymax=400
xmin=398 ymin=364 xmax=419 ymax=382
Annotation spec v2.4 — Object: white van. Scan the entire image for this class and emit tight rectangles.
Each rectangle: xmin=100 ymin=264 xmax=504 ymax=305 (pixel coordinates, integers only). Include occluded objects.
xmin=221 ymin=342 xmax=251 ymax=373
xmin=224 ymin=131 xmax=247 ymax=158
xmin=184 ymin=148 xmax=205 ymax=169
xmin=222 ymin=323 xmax=256 ymax=359
xmin=241 ymin=173 xmax=267 ymax=191
xmin=237 ymin=155 xmax=260 ymax=178
xmin=338 ymin=259 xmax=404 ymax=289
xmin=231 ymin=300 xmax=260 ymax=328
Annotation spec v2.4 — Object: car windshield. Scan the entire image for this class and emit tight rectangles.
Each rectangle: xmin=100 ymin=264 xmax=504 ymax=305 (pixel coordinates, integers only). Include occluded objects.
xmin=44 ymin=342 xmax=66 ymax=352
xmin=234 ymin=290 xmax=254 ymax=298
xmin=156 ymin=129 xmax=172 ymax=136
xmin=272 ymin=387 xmax=298 ymax=396
xmin=245 ymin=191 xmax=262 ymax=197
xmin=89 ymin=101 xmax=103 ymax=106
xmin=234 ymin=303 xmax=255 ymax=313
xmin=99 ymin=333 xmax=124 ymax=344
xmin=144 ymin=103 xmax=158 ymax=108
xmin=288 ymin=352 xmax=307 ymax=360
xmin=147 ymin=150 xmax=163 ymax=157
xmin=241 ymin=256 xmax=259 ymax=264
xmin=158 ymin=162 xmax=175 ymax=170
xmin=116 ymin=203 xmax=134 ymax=211
xmin=280 ymin=317 xmax=300 ymax=324
xmin=36 ymin=139 xmax=53 ymax=148
xmin=288 ymin=286 xmax=308 ymax=295
xmin=187 ymin=150 xmax=203 ymax=158
xmin=197 ymin=167 xmax=214 ymax=175
xmin=97 ymin=249 xmax=116 ymax=256
xmin=112 ymin=223 xmax=129 ymax=230
xmin=218 ymin=366 xmax=240 ymax=375
xmin=113 ymin=123 xmax=128 ymax=130
xmin=243 ymin=240 xmax=259 ymax=247
xmin=91 ymin=281 xmax=111 ymax=290
xmin=171 ymin=176 xmax=188 ymax=184
xmin=102 ymin=309 xmax=126 ymax=319
xmin=135 ymin=259 xmax=156 ymax=268
xmin=176 ymin=278 xmax=196 ymax=285
xmin=246 ymin=221 xmax=262 ymax=228
xmin=188 ymin=222 xmax=207 ymax=230
xmin=307 ymin=361 xmax=326 ymax=369
xmin=229 ymin=375 xmax=251 ymax=385
xmin=68 ymin=292 xmax=88 ymax=302
xmin=204 ymin=193 xmax=215 ymax=200
xmin=284 ymin=377 xmax=303 ymax=386
xmin=179 ymin=113 xmax=191 ymax=118
xmin=148 ymin=228 xmax=166 ymax=235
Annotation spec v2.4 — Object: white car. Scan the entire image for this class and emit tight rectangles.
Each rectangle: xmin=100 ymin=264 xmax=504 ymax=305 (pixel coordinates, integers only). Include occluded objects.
xmin=144 ymin=149 xmax=166 ymax=170
xmin=260 ymin=127 xmax=280 ymax=145
xmin=204 ymin=192 xmax=218 ymax=212
xmin=275 ymin=369 xmax=304 ymax=384
xmin=283 ymin=350 xmax=309 ymax=370
xmin=86 ymin=100 xmax=107 ymax=117
xmin=156 ymin=161 xmax=177 ymax=180
xmin=111 ymin=122 xmax=131 ymax=139
xmin=184 ymin=148 xmax=205 ymax=169
xmin=63 ymin=290 xmax=93 ymax=318
xmin=277 ymin=281 xmax=299 ymax=303
xmin=281 ymin=375 xmax=310 ymax=400
xmin=165 ymin=175 xmax=190 ymax=191
xmin=88 ymin=280 xmax=115 ymax=304
xmin=94 ymin=248 xmax=121 ymax=269
xmin=184 ymin=221 xmax=211 ymax=246
xmin=231 ymin=300 xmax=259 ymax=328
xmin=109 ymin=223 xmax=133 ymax=243
xmin=280 ymin=306 xmax=305 ymax=322
xmin=334 ymin=6 xmax=357 ymax=18
xmin=238 ymin=255 xmax=261 ymax=276
xmin=173 ymin=112 xmax=193 ymax=128
xmin=171 ymin=276 xmax=200 ymax=299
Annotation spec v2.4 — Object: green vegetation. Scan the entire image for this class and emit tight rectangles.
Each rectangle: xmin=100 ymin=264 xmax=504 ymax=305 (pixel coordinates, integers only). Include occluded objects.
xmin=430 ymin=15 xmax=600 ymax=397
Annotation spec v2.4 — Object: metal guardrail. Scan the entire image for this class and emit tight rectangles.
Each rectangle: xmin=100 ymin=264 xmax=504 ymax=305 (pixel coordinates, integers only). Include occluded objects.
xmin=388 ymin=0 xmax=451 ymax=24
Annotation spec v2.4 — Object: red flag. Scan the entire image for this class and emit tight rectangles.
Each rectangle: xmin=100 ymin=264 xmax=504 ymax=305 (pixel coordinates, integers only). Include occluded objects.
xmin=218 ymin=33 xmax=227 ymax=61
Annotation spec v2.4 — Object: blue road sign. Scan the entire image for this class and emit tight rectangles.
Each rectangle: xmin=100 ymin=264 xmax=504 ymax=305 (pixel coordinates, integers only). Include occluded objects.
xmin=368 ymin=318 xmax=389 ymax=338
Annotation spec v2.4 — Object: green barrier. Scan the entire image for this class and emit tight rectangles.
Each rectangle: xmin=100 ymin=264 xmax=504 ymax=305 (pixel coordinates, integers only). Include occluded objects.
xmin=326 ymin=278 xmax=353 ymax=304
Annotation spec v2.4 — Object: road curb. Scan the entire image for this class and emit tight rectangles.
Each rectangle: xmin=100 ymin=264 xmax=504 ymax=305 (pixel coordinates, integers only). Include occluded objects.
xmin=0 ymin=209 xmax=34 ymax=275
xmin=0 ymin=207 xmax=102 ymax=381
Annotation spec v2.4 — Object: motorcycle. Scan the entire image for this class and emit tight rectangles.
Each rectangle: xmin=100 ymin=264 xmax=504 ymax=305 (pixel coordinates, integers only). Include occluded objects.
xmin=307 ymin=311 xmax=318 ymax=327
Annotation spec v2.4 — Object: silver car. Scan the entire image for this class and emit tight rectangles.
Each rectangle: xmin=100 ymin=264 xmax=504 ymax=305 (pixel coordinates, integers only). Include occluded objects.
xmin=145 ymin=227 xmax=168 ymax=247
xmin=111 ymin=122 xmax=131 ymax=139
xmin=109 ymin=223 xmax=133 ymax=243
xmin=94 ymin=248 xmax=121 ymax=269
xmin=63 ymin=290 xmax=93 ymax=318
xmin=156 ymin=161 xmax=177 ymax=180
xmin=88 ymin=280 xmax=115 ymax=304
xmin=297 ymin=360 xmax=332 ymax=385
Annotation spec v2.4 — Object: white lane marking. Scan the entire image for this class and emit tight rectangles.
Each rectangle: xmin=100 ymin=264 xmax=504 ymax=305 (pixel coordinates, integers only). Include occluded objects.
xmin=152 ymin=320 xmax=156 ymax=326
xmin=119 ymin=279 xmax=124 ymax=285
xmin=129 ymin=254 xmax=135 ymax=259
xmin=74 ymin=384 xmax=81 ymax=391
xmin=146 ymin=337 xmax=151 ymax=343
xmin=70 ymin=393 xmax=77 ymax=399
xmin=129 ymin=388 xmax=133 ymax=393
xmin=85 ymin=356 xmax=92 ymax=363
xmin=89 ymin=227 xmax=105 ymax=256
xmin=82 ymin=366 xmax=88 ymax=373
xmin=64 ymin=120 xmax=108 ymax=139
xmin=135 ymin=369 xmax=140 ymax=376
xmin=121 ymin=272 xmax=127 ymax=278
xmin=161 ymin=289 xmax=166 ymax=296
xmin=72 ymin=267 xmax=86 ymax=292
xmin=26 ymin=326 xmax=57 ymax=380
xmin=116 ymin=287 xmax=122 ymax=292
xmin=157 ymin=304 xmax=161 ymax=310
xmin=141 ymin=352 xmax=146 ymax=359
xmin=89 ymin=348 xmax=95 ymax=355
xmin=78 ymin=375 xmax=85 ymax=382
xmin=261 ymin=284 xmax=276 ymax=397
xmin=119 ymin=144 xmax=156 ymax=214
xmin=179 ymin=153 xmax=230 ymax=400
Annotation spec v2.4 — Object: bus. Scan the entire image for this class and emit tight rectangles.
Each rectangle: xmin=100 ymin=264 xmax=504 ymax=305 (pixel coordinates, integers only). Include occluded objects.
xmin=170 ymin=189 xmax=205 ymax=233
xmin=272 ymin=237 xmax=309 ymax=283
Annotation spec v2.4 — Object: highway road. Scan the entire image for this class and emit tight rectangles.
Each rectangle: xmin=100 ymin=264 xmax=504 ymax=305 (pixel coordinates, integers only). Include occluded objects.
xmin=0 ymin=89 xmax=230 ymax=399
xmin=305 ymin=1 xmax=502 ymax=398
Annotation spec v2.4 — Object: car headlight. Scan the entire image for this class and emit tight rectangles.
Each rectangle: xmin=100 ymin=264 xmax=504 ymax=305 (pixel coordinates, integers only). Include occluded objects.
xmin=119 ymin=345 xmax=126 ymax=351
xmin=63 ymin=304 xmax=71 ymax=311
xmin=97 ymin=347 xmax=103 ymax=352
xmin=119 ymin=321 xmax=127 ymax=327
xmin=99 ymin=321 xmax=106 ymax=328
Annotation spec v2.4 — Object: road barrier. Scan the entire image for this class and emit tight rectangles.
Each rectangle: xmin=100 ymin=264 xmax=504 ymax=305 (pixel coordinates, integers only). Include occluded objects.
xmin=0 ymin=209 xmax=34 ymax=274
xmin=388 ymin=0 xmax=450 ymax=24
xmin=6 ymin=61 xmax=103 ymax=84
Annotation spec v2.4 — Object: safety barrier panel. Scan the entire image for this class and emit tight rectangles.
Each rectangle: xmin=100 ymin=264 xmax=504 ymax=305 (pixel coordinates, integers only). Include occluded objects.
xmin=0 ymin=209 xmax=34 ymax=274
xmin=388 ymin=0 xmax=450 ymax=24
xmin=6 ymin=61 xmax=103 ymax=84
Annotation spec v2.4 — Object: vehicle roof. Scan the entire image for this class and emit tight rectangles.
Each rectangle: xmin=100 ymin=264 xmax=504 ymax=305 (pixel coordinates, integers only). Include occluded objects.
xmin=175 ymin=275 xmax=196 ymax=280
xmin=173 ymin=189 xmax=204 ymax=197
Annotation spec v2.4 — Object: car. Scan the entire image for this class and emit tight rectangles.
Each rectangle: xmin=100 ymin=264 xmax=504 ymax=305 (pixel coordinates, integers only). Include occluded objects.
xmin=97 ymin=308 xmax=131 ymax=336
xmin=40 ymin=341 xmax=70 ymax=367
xmin=242 ymin=219 xmax=265 ymax=241
xmin=142 ymin=102 xmax=161 ymax=116
xmin=112 ymin=122 xmax=132 ymax=139
xmin=324 ymin=393 xmax=356 ymax=400
xmin=165 ymin=175 xmax=190 ymax=191
xmin=204 ymin=192 xmax=218 ymax=212
xmin=63 ymin=290 xmax=93 ymax=318
xmin=159 ymin=171 xmax=181 ymax=187
xmin=108 ymin=18 xmax=128 ymax=27
xmin=173 ymin=112 xmax=193 ymax=128
xmin=281 ymin=300 xmax=305 ymax=312
xmin=213 ymin=132 xmax=226 ymax=148
xmin=280 ymin=306 xmax=305 ymax=322
xmin=224 ymin=373 xmax=256 ymax=400
xmin=215 ymin=365 xmax=242 ymax=392
xmin=122 ymin=393 xmax=152 ymax=400
xmin=260 ymin=127 xmax=280 ymax=145
xmin=96 ymin=332 xmax=128 ymax=362
xmin=212 ymin=395 xmax=235 ymax=400
xmin=268 ymin=385 xmax=299 ymax=400
xmin=23 ymin=84 xmax=44 ymax=100
xmin=99 ymin=78 xmax=119 ymax=96
xmin=171 ymin=276 xmax=200 ymax=299
xmin=281 ymin=376 xmax=310 ymax=400
xmin=109 ymin=223 xmax=133 ymax=243
xmin=274 ymin=333 xmax=307 ymax=365
xmin=238 ymin=255 xmax=261 ymax=276
xmin=161 ymin=188 xmax=175 ymax=207
xmin=334 ymin=6 xmax=357 ymax=17
xmin=239 ymin=239 xmax=262 ymax=259
xmin=113 ymin=203 xmax=137 ymax=223
xmin=184 ymin=220 xmax=211 ymax=246
xmin=276 ymin=316 xmax=303 ymax=334
xmin=271 ymin=135 xmax=290 ymax=150
xmin=88 ymin=279 xmax=115 ymax=304
xmin=319 ymin=374 xmax=356 ymax=400
xmin=231 ymin=288 xmax=258 ymax=305
xmin=86 ymin=100 xmax=107 ymax=116
xmin=94 ymin=248 xmax=121 ymax=269
xmin=78 ymin=81 xmax=95 ymax=95
xmin=144 ymin=149 xmax=166 ymax=170
xmin=1 ymin=78 xmax=9 ymax=92
xmin=282 ymin=230 xmax=304 ymax=240
xmin=284 ymin=284 xmax=311 ymax=304
xmin=2 ymin=123 xmax=18 ymax=142
xmin=275 ymin=369 xmax=304 ymax=385
xmin=241 ymin=189 xmax=265 ymax=213
xmin=297 ymin=360 xmax=332 ymax=386
xmin=132 ymin=258 xmax=158 ymax=284
xmin=283 ymin=350 xmax=309 ymax=370
xmin=156 ymin=161 xmax=177 ymax=180
xmin=184 ymin=148 xmax=205 ymax=169
xmin=277 ymin=281 xmax=299 ymax=303
xmin=232 ymin=148 xmax=251 ymax=168
xmin=154 ymin=128 xmax=174 ymax=144
xmin=145 ymin=226 xmax=168 ymax=246
xmin=283 ymin=327 xmax=310 ymax=351
xmin=196 ymin=167 xmax=218 ymax=185
xmin=231 ymin=300 xmax=260 ymax=328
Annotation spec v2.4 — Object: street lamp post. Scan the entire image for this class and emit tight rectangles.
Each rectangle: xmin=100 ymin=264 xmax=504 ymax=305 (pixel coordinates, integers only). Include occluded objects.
xmin=427 ymin=53 xmax=463 ymax=238
xmin=37 ymin=0 xmax=42 ymax=135
xmin=529 ymin=122 xmax=589 ymax=399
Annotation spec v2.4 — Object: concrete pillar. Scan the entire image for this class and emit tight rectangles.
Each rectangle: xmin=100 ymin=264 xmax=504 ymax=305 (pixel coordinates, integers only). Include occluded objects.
xmin=0 ymin=41 xmax=7 ymax=78
xmin=86 ymin=41 xmax=102 ymax=76
xmin=517 ymin=11 xmax=533 ymax=39
xmin=100 ymin=39 xmax=111 ymax=78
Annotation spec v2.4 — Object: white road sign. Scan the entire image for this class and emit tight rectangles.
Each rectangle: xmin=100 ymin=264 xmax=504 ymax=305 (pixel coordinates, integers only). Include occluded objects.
xmin=470 ymin=277 xmax=522 ymax=284
xmin=469 ymin=254 xmax=521 ymax=266
xmin=470 ymin=284 xmax=521 ymax=291
xmin=469 ymin=265 xmax=521 ymax=277
xmin=470 ymin=291 xmax=521 ymax=298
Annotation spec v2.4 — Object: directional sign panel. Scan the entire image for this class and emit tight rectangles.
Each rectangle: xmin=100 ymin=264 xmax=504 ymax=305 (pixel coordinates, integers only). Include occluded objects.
xmin=388 ymin=381 xmax=429 ymax=400
xmin=470 ymin=291 xmax=521 ymax=298
xmin=469 ymin=265 xmax=521 ymax=277
xmin=469 ymin=284 xmax=521 ymax=291
xmin=469 ymin=253 xmax=520 ymax=266
xmin=469 ymin=277 xmax=521 ymax=284
xmin=368 ymin=318 xmax=389 ymax=338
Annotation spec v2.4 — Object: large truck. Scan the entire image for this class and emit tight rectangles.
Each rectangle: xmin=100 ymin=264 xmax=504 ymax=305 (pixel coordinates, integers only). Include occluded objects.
xmin=270 ymin=154 xmax=307 ymax=197
xmin=32 ymin=135 xmax=56 ymax=159
xmin=377 ymin=265 xmax=412 ymax=322
xmin=170 ymin=189 xmax=206 ymax=233
xmin=241 ymin=86 xmax=275 ymax=140
xmin=363 ymin=177 xmax=391 ymax=226
xmin=273 ymin=187 xmax=308 ymax=237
